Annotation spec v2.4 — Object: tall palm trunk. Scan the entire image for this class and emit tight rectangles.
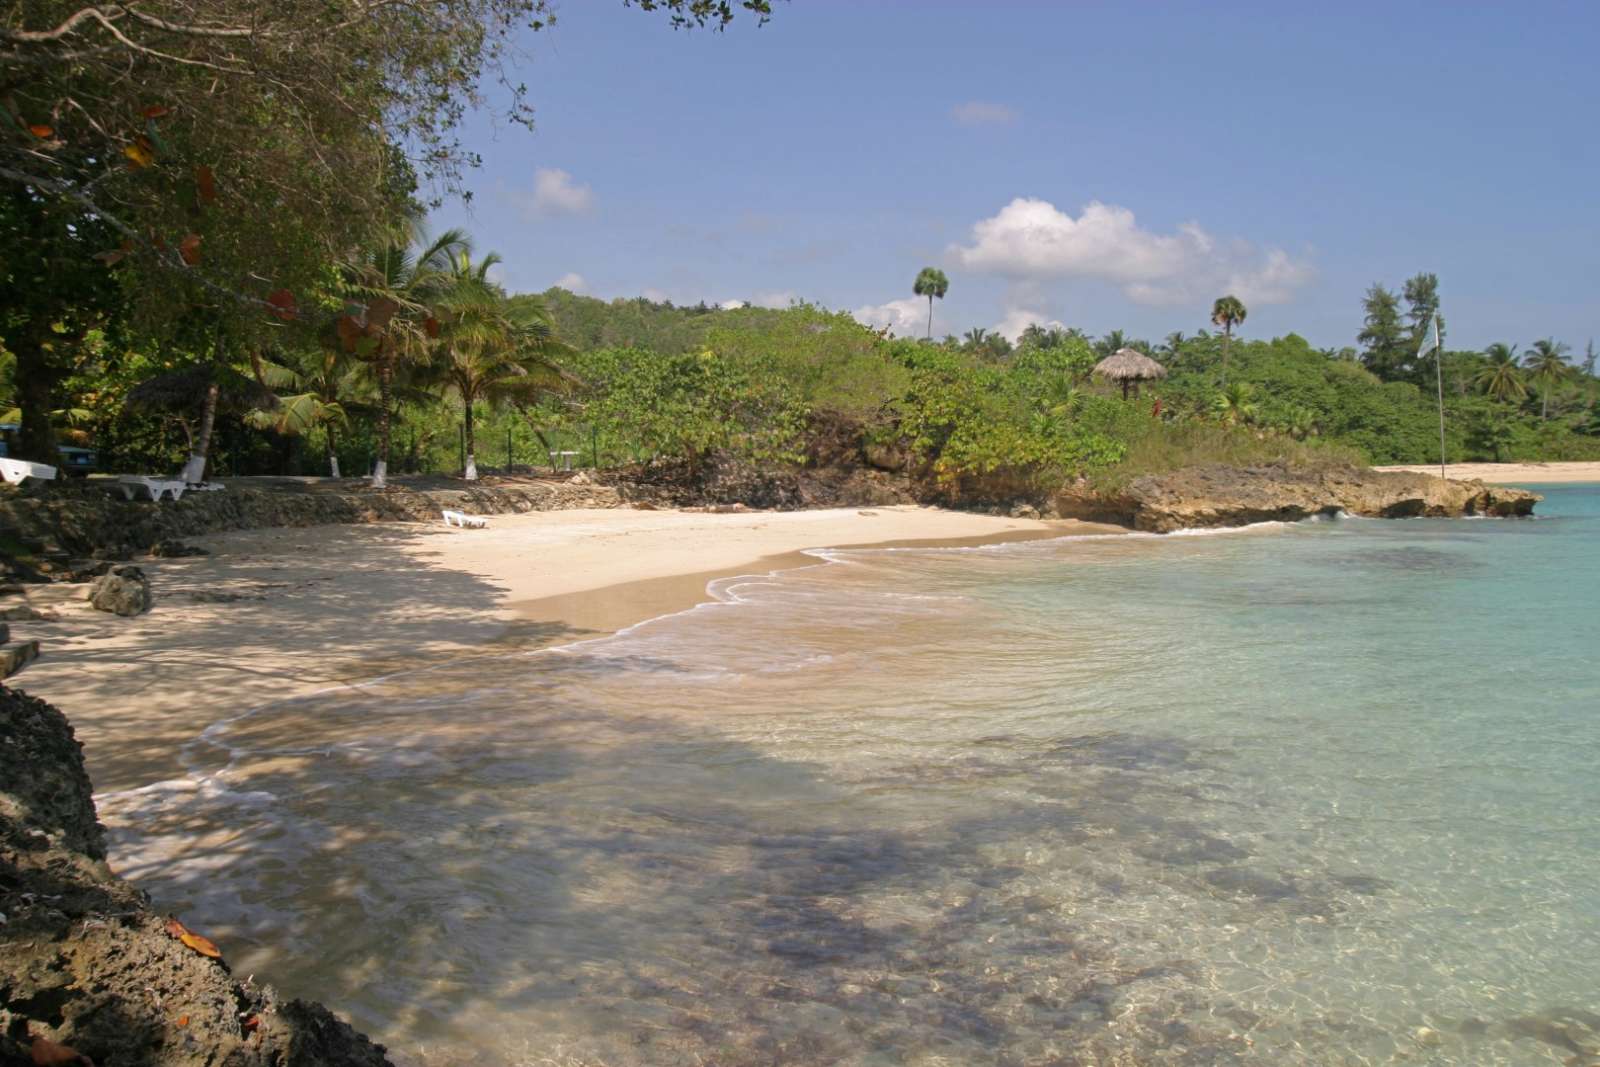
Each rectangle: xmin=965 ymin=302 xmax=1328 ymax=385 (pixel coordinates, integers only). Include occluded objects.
xmin=374 ymin=357 xmax=393 ymax=488
xmin=463 ymin=391 xmax=478 ymax=480
xmin=181 ymin=379 xmax=220 ymax=483
xmin=1543 ymin=384 xmax=1550 ymax=420
xmin=327 ymin=423 xmax=341 ymax=479
xmin=181 ymin=323 xmax=226 ymax=483
xmin=926 ymin=297 xmax=934 ymax=340
xmin=1221 ymin=324 xmax=1232 ymax=385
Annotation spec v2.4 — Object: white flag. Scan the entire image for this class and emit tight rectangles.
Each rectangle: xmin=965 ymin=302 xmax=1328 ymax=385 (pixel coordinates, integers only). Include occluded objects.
xmin=1418 ymin=315 xmax=1440 ymax=357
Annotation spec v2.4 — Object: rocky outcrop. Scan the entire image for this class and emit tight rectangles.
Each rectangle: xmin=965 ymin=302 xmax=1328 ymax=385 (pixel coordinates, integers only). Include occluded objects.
xmin=0 ymin=685 xmax=394 ymax=1066
xmin=1053 ymin=463 xmax=1541 ymax=532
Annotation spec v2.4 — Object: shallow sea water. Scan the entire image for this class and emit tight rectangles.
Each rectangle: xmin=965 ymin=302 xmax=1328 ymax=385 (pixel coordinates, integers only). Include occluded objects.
xmin=102 ymin=486 xmax=1600 ymax=1066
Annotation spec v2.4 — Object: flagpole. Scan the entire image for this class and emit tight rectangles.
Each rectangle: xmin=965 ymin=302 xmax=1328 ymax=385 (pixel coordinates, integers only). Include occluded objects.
xmin=1433 ymin=314 xmax=1447 ymax=481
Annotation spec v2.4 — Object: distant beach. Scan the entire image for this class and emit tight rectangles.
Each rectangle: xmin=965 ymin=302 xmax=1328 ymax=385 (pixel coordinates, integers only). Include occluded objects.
xmin=1374 ymin=460 xmax=1600 ymax=484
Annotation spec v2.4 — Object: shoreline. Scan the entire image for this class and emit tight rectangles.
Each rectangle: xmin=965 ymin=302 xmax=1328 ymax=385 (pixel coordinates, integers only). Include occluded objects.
xmin=9 ymin=506 xmax=1123 ymax=794
xmin=1373 ymin=460 xmax=1600 ymax=484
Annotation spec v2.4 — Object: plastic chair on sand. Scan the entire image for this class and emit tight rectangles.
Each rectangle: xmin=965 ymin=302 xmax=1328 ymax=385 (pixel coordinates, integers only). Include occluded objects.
xmin=442 ymin=509 xmax=487 ymax=529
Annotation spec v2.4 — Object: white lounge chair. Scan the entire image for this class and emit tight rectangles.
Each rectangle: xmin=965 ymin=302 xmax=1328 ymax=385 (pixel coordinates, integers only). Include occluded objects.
xmin=441 ymin=509 xmax=487 ymax=529
xmin=111 ymin=476 xmax=187 ymax=502
xmin=0 ymin=457 xmax=57 ymax=485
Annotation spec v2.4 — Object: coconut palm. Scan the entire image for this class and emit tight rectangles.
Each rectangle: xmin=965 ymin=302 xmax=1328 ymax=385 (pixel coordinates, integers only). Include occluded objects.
xmin=1097 ymin=329 xmax=1127 ymax=358
xmin=1475 ymin=343 xmax=1527 ymax=404
xmin=247 ymin=344 xmax=367 ymax=477
xmin=341 ymin=223 xmax=467 ymax=486
xmin=1212 ymin=381 xmax=1259 ymax=426
xmin=429 ymin=251 xmax=570 ymax=478
xmin=912 ymin=267 xmax=949 ymax=339
xmin=1163 ymin=331 xmax=1187 ymax=355
xmin=1211 ymin=295 xmax=1248 ymax=383
xmin=1523 ymin=338 xmax=1571 ymax=419
xmin=962 ymin=327 xmax=989 ymax=350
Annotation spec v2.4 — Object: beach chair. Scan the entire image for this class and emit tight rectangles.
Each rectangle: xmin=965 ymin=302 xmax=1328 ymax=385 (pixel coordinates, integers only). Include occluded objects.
xmin=111 ymin=476 xmax=187 ymax=502
xmin=0 ymin=457 xmax=58 ymax=485
xmin=441 ymin=509 xmax=487 ymax=529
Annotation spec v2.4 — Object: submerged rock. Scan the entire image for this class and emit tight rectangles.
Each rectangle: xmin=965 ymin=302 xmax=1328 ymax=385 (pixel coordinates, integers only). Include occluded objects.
xmin=1055 ymin=463 xmax=1541 ymax=532
xmin=0 ymin=685 xmax=393 ymax=1066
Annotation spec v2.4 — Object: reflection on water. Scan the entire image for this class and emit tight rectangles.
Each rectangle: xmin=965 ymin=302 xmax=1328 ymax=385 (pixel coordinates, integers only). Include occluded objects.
xmin=103 ymin=492 xmax=1600 ymax=1066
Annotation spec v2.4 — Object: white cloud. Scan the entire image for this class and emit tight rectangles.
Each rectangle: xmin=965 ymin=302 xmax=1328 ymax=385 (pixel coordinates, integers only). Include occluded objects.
xmin=528 ymin=167 xmax=595 ymax=216
xmin=952 ymin=101 xmax=1019 ymax=127
xmin=853 ymin=297 xmax=940 ymax=337
xmin=951 ymin=197 xmax=1313 ymax=306
xmin=553 ymin=272 xmax=587 ymax=293
xmin=993 ymin=307 xmax=1067 ymax=343
xmin=719 ymin=299 xmax=747 ymax=310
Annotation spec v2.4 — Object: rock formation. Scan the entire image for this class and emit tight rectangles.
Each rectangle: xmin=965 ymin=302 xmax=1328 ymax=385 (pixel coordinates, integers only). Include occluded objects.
xmin=1054 ymin=464 xmax=1541 ymax=532
xmin=0 ymin=685 xmax=394 ymax=1066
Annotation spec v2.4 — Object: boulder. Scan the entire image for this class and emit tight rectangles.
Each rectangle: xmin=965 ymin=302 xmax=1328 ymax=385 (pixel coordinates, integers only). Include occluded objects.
xmin=86 ymin=565 xmax=152 ymax=616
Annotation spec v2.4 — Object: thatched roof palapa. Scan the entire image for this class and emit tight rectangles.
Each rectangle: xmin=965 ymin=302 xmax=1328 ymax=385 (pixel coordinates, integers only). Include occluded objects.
xmin=1093 ymin=347 xmax=1168 ymax=382
xmin=1092 ymin=347 xmax=1168 ymax=400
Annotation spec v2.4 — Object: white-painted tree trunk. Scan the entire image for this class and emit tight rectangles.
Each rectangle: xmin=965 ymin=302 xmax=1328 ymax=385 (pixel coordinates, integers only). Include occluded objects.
xmin=464 ymin=454 xmax=478 ymax=481
xmin=372 ymin=459 xmax=387 ymax=488
xmin=180 ymin=454 xmax=207 ymax=484
xmin=329 ymin=455 xmax=341 ymax=479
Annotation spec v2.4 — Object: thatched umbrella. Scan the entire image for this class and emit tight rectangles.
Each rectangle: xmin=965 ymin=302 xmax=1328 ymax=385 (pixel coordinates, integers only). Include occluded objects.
xmin=1092 ymin=347 xmax=1168 ymax=400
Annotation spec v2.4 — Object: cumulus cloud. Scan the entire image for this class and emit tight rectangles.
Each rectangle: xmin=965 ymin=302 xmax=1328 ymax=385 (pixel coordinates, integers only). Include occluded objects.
xmin=952 ymin=101 xmax=1019 ymax=126
xmin=992 ymin=307 xmax=1067 ymax=343
xmin=553 ymin=272 xmax=587 ymax=293
xmin=527 ymin=167 xmax=595 ymax=216
xmin=853 ymin=297 xmax=939 ymax=337
xmin=719 ymin=299 xmax=747 ymax=310
xmin=951 ymin=197 xmax=1313 ymax=306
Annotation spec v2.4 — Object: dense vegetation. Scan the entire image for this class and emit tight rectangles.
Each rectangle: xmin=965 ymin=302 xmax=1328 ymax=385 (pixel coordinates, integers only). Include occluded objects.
xmin=2 ymin=3 xmax=1594 ymax=496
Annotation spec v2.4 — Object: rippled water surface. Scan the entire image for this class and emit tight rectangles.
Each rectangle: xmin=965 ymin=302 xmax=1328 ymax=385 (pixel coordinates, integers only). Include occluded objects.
xmin=104 ymin=487 xmax=1600 ymax=1065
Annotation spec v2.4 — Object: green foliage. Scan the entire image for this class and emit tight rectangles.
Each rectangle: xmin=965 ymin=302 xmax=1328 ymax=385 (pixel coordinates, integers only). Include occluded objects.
xmin=550 ymin=346 xmax=806 ymax=468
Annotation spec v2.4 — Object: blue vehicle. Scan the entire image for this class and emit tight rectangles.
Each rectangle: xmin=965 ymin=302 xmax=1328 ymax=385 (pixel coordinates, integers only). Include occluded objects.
xmin=0 ymin=424 xmax=98 ymax=476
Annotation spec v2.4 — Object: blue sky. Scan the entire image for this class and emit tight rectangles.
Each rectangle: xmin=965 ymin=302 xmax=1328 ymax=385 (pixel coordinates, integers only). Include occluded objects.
xmin=433 ymin=1 xmax=1600 ymax=353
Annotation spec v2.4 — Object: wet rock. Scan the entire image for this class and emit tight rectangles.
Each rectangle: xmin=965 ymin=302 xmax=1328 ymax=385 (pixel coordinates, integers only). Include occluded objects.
xmin=86 ymin=565 xmax=151 ymax=616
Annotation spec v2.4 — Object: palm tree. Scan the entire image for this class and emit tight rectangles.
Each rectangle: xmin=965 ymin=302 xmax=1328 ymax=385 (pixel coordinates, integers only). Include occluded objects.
xmin=1212 ymin=382 xmax=1259 ymax=426
xmin=1163 ymin=331 xmax=1186 ymax=355
xmin=341 ymin=222 xmax=466 ymax=486
xmin=1097 ymin=329 xmax=1127 ymax=358
xmin=912 ymin=267 xmax=949 ymax=339
xmin=430 ymin=250 xmax=569 ymax=479
xmin=1475 ymin=343 xmax=1527 ymax=405
xmin=247 ymin=344 xmax=367 ymax=477
xmin=962 ymin=327 xmax=989 ymax=350
xmin=1211 ymin=295 xmax=1248 ymax=383
xmin=1523 ymin=338 xmax=1571 ymax=419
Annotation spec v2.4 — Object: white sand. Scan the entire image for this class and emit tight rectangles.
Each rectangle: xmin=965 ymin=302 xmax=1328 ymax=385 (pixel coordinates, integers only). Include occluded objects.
xmin=1374 ymin=461 xmax=1600 ymax=484
xmin=10 ymin=505 xmax=1119 ymax=792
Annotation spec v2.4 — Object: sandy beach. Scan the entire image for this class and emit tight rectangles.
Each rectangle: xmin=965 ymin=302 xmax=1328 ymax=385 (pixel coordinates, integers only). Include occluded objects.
xmin=1374 ymin=461 xmax=1600 ymax=484
xmin=10 ymin=505 xmax=1120 ymax=793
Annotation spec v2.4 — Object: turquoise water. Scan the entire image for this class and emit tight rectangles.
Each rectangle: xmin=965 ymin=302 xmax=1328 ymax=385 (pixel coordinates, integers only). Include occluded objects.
xmin=104 ymin=487 xmax=1600 ymax=1065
